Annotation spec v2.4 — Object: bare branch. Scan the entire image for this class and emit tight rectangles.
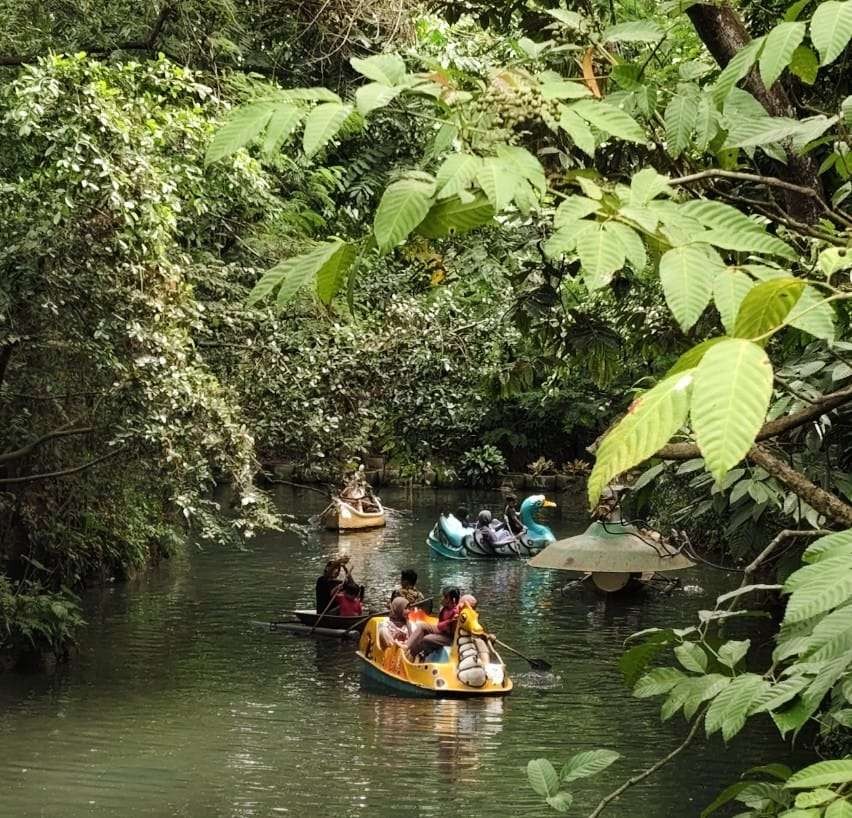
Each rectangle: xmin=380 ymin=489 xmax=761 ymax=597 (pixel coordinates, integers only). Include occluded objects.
xmin=586 ymin=710 xmax=706 ymax=818
xmin=0 ymin=448 xmax=122 ymax=484
xmin=0 ymin=427 xmax=95 ymax=466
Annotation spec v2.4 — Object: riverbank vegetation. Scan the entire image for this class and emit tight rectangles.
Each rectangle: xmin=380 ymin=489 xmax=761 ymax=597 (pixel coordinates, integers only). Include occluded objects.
xmin=1 ymin=0 xmax=851 ymax=812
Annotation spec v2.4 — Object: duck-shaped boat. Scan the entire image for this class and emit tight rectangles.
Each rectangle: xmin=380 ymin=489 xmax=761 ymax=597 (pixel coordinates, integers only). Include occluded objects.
xmin=356 ymin=604 xmax=512 ymax=697
xmin=426 ymin=495 xmax=556 ymax=559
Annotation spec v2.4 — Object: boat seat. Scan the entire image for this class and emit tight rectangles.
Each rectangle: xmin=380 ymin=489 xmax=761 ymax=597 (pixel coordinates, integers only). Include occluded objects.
xmin=426 ymin=646 xmax=450 ymax=664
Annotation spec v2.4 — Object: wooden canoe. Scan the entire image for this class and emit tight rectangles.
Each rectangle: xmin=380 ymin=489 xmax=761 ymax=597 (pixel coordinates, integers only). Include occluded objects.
xmin=320 ymin=497 xmax=386 ymax=531
xmin=292 ymin=609 xmax=371 ymax=632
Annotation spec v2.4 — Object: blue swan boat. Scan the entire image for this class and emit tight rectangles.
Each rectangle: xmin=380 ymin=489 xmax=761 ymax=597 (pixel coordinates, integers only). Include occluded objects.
xmin=427 ymin=495 xmax=556 ymax=559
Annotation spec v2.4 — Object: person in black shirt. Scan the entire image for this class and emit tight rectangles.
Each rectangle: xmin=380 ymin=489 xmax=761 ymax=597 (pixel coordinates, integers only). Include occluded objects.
xmin=315 ymin=557 xmax=349 ymax=613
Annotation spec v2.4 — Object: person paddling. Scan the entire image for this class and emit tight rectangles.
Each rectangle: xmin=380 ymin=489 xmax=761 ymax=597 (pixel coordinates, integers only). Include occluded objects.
xmin=315 ymin=556 xmax=353 ymax=614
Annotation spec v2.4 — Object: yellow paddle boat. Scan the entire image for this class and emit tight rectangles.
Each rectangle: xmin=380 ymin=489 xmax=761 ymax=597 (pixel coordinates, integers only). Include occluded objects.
xmin=356 ymin=605 xmax=513 ymax=697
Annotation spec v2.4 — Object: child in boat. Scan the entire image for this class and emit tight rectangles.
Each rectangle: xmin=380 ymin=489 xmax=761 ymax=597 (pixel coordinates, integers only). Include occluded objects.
xmin=406 ymin=587 xmax=460 ymax=660
xmin=335 ymin=579 xmax=364 ymax=617
xmin=391 ymin=568 xmax=424 ymax=607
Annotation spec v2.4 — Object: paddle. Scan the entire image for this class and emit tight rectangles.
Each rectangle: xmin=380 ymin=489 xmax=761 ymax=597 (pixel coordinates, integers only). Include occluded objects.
xmin=489 ymin=636 xmax=552 ymax=671
xmin=342 ymin=596 xmax=434 ymax=636
xmin=308 ymin=581 xmax=344 ymax=635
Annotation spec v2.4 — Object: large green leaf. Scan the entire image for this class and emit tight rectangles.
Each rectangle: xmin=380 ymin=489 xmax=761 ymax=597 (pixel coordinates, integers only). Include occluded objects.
xmin=803 ymin=530 xmax=852 ymax=563
xmin=783 ymin=564 xmax=852 ymax=623
xmin=206 ymin=102 xmax=274 ymax=165
xmin=435 ymin=154 xmax=481 ymax=199
xmin=354 ymin=83 xmax=401 ymax=116
xmin=691 ymin=339 xmax=773 ymax=481
xmin=605 ymin=222 xmax=646 ymax=271
xmin=680 ymin=200 xmax=795 ymax=258
xmin=559 ymin=108 xmax=596 ymax=156
xmin=733 ymin=277 xmax=805 ymax=341
xmin=790 ymin=45 xmax=820 ymax=83
xmin=603 ymin=20 xmax=664 ymax=42
xmin=803 ymin=604 xmax=852 ymax=661
xmin=695 ymin=95 xmax=720 ymax=151
xmin=725 ymin=114 xmax=802 ymax=148
xmin=659 ymin=244 xmax=725 ymax=331
xmin=577 ymin=223 xmax=626 ymax=289
xmin=527 ymin=758 xmax=559 ymax=797
xmin=560 ymin=750 xmax=621 ymax=783
xmin=374 ymin=178 xmax=435 ymax=252
xmin=713 ymin=38 xmax=765 ymax=105
xmin=786 ymin=760 xmax=852 ymax=789
xmin=587 ymin=370 xmax=695 ymax=506
xmin=629 ymin=168 xmax=671 ymax=205
xmin=302 ymin=103 xmax=353 ymax=157
xmin=494 ymin=144 xmax=547 ymax=192
xmin=810 ymin=1 xmax=852 ymax=65
xmin=634 ymin=667 xmax=687 ymax=697
xmin=315 ymin=241 xmax=357 ymax=304
xmin=667 ymin=338 xmax=727 ymax=376
xmin=760 ymin=21 xmax=807 ymax=86
xmin=786 ymin=285 xmax=836 ymax=340
xmin=247 ymin=238 xmax=353 ymax=307
xmin=570 ymin=99 xmax=646 ymax=143
xmin=825 ymin=799 xmax=852 ymax=818
xmin=674 ymin=642 xmax=708 ymax=673
xmin=713 ymin=269 xmax=754 ymax=333
xmin=665 ymin=94 xmax=699 ymax=157
xmin=350 ymin=54 xmax=407 ymax=85
xmin=540 ymin=80 xmax=592 ymax=99
xmin=705 ymin=673 xmax=768 ymax=741
xmin=477 ymin=158 xmax=519 ymax=210
xmin=554 ymin=195 xmax=600 ymax=226
xmin=261 ymin=104 xmax=304 ymax=157
xmin=416 ymin=195 xmax=495 ymax=238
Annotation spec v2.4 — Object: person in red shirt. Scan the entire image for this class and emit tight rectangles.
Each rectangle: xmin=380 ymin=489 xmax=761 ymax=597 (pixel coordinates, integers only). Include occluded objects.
xmin=335 ymin=579 xmax=364 ymax=617
xmin=406 ymin=587 xmax=460 ymax=660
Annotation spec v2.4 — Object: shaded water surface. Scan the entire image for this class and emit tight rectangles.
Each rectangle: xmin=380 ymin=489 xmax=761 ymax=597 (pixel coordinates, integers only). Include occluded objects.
xmin=1 ymin=488 xmax=790 ymax=817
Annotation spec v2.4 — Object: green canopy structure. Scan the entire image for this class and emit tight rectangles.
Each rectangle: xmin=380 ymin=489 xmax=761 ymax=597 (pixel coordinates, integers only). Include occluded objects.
xmin=528 ymin=521 xmax=694 ymax=592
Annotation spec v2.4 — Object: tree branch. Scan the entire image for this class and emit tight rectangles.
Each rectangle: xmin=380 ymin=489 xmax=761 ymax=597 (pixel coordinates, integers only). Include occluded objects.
xmin=748 ymin=444 xmax=852 ymax=527
xmin=670 ymin=169 xmax=852 ymax=228
xmin=737 ymin=529 xmax=830 ymax=592
xmin=0 ymin=427 xmax=95 ymax=466
xmin=586 ymin=710 xmax=706 ymax=818
xmin=0 ymin=5 xmax=172 ymax=66
xmin=0 ymin=448 xmax=122 ymax=484
xmin=657 ymin=385 xmax=852 ymax=460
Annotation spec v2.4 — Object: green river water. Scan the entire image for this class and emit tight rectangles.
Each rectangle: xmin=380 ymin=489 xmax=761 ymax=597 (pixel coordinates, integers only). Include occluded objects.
xmin=0 ymin=488 xmax=794 ymax=817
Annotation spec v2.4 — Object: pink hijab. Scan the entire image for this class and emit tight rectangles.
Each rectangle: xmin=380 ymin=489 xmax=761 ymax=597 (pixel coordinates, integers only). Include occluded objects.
xmin=459 ymin=594 xmax=477 ymax=609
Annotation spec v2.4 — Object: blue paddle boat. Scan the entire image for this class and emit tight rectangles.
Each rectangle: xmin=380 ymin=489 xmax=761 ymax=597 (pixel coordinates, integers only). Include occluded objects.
xmin=427 ymin=495 xmax=556 ymax=559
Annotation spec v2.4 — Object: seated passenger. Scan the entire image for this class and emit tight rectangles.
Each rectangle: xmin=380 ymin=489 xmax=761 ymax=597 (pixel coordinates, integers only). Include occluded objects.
xmin=504 ymin=494 xmax=525 ymax=536
xmin=476 ymin=510 xmax=497 ymax=548
xmin=455 ymin=505 xmax=473 ymax=528
xmin=379 ymin=596 xmax=411 ymax=648
xmin=406 ymin=587 xmax=460 ymax=660
xmin=391 ymin=568 xmax=425 ymax=607
xmin=335 ymin=579 xmax=364 ymax=617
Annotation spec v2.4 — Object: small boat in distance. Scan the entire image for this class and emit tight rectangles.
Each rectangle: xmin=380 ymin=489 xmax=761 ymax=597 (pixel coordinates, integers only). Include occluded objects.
xmin=320 ymin=469 xmax=386 ymax=530
xmin=357 ymin=605 xmax=513 ymax=697
xmin=320 ymin=495 xmax=386 ymax=531
xmin=427 ymin=495 xmax=556 ymax=559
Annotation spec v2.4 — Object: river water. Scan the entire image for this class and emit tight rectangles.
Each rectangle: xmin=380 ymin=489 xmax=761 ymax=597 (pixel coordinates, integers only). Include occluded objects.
xmin=0 ymin=488 xmax=793 ymax=817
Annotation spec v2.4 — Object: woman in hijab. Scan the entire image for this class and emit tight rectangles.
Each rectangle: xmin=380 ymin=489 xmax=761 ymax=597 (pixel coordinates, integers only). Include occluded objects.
xmin=379 ymin=595 xmax=411 ymax=648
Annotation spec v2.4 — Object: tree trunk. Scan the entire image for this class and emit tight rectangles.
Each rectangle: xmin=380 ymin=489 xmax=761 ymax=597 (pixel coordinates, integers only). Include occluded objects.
xmin=685 ymin=3 xmax=824 ymax=222
xmin=749 ymin=444 xmax=852 ymax=527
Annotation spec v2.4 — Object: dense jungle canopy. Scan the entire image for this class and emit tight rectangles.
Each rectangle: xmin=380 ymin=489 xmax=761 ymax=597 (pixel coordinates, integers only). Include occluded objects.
xmin=1 ymin=0 xmax=851 ymax=814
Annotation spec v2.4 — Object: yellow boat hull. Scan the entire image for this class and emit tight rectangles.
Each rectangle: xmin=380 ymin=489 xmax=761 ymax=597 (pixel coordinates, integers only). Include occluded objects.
xmin=356 ymin=612 xmax=513 ymax=698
